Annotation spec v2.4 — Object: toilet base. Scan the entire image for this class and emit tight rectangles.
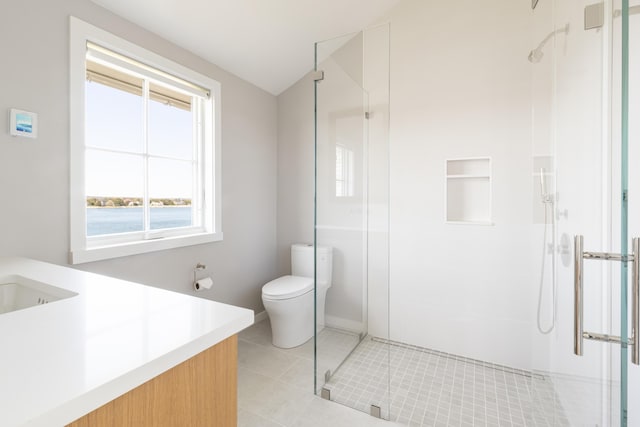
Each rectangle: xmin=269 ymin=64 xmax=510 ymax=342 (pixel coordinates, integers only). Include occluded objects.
xmin=263 ymin=290 xmax=314 ymax=349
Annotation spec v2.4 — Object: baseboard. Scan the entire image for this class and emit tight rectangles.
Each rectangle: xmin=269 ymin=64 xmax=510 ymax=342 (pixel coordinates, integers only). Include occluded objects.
xmin=324 ymin=315 xmax=363 ymax=333
xmin=254 ymin=310 xmax=359 ymax=332
xmin=254 ymin=310 xmax=268 ymax=323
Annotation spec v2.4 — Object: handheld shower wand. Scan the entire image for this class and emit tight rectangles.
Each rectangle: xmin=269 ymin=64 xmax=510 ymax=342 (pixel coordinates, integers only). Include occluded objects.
xmin=539 ymin=167 xmax=553 ymax=203
xmin=537 ymin=168 xmax=557 ymax=334
xmin=539 ymin=168 xmax=547 ymax=201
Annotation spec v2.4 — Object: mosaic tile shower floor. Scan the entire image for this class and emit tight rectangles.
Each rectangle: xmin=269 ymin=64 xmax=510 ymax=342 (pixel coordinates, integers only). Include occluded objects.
xmin=323 ymin=335 xmax=571 ymax=426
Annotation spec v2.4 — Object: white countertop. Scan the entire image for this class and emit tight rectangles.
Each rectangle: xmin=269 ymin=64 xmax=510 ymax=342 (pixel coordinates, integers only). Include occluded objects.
xmin=0 ymin=257 xmax=254 ymax=427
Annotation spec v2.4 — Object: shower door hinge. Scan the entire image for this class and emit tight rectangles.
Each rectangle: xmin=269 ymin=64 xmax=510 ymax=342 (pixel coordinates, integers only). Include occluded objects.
xmin=312 ymin=70 xmax=325 ymax=82
xmin=321 ymin=387 xmax=331 ymax=400
xmin=370 ymin=405 xmax=382 ymax=419
xmin=365 ymin=112 xmax=370 ymax=120
xmin=584 ymin=3 xmax=604 ymax=30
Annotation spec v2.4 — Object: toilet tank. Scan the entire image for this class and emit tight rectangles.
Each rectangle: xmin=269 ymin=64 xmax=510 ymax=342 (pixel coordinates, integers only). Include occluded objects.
xmin=291 ymin=244 xmax=332 ymax=285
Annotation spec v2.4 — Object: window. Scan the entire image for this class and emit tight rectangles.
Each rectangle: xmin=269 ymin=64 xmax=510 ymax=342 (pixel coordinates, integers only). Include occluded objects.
xmin=70 ymin=18 xmax=222 ymax=264
xmin=335 ymin=144 xmax=354 ymax=197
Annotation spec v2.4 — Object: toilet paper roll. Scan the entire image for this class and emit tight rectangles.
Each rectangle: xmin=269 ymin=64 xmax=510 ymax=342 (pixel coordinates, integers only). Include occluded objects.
xmin=194 ymin=277 xmax=213 ymax=291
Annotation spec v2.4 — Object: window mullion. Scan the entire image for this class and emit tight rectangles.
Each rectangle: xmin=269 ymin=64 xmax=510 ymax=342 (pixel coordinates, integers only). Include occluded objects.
xmin=143 ymin=78 xmax=151 ymax=234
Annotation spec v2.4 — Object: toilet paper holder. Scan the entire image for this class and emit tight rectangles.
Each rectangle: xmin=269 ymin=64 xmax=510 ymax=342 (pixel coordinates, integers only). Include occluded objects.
xmin=193 ymin=263 xmax=206 ymax=288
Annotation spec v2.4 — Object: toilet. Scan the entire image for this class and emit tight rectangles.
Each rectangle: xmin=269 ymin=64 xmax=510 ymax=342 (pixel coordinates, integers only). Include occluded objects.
xmin=262 ymin=244 xmax=333 ymax=348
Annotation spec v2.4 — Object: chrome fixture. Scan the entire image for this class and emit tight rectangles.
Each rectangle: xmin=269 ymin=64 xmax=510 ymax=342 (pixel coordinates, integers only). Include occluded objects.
xmin=312 ymin=70 xmax=325 ymax=82
xmin=193 ymin=263 xmax=206 ymax=284
xmin=370 ymin=405 xmax=382 ymax=419
xmin=537 ymin=168 xmax=556 ymax=335
xmin=584 ymin=3 xmax=604 ymax=30
xmin=528 ymin=23 xmax=570 ymax=63
xmin=613 ymin=5 xmax=640 ymax=17
xmin=532 ymin=0 xmax=539 ymax=10
xmin=574 ymin=235 xmax=639 ymax=365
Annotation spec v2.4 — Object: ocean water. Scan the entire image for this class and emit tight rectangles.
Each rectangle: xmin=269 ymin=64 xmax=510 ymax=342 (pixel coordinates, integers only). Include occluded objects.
xmin=87 ymin=207 xmax=192 ymax=236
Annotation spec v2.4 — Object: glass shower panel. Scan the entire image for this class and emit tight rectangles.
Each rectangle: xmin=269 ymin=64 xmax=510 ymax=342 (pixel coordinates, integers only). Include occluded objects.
xmin=314 ymin=30 xmax=369 ymax=398
xmin=546 ymin=0 xmax=614 ymax=422
xmin=314 ymin=26 xmax=391 ymax=419
xmin=623 ymin=0 xmax=639 ymax=425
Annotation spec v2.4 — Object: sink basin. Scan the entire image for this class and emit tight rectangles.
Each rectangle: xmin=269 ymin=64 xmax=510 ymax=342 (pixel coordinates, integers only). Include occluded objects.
xmin=0 ymin=275 xmax=78 ymax=314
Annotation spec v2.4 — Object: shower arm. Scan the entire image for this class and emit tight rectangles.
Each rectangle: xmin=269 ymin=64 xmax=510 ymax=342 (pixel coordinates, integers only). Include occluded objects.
xmin=614 ymin=5 xmax=640 ymax=17
xmin=532 ymin=23 xmax=570 ymax=55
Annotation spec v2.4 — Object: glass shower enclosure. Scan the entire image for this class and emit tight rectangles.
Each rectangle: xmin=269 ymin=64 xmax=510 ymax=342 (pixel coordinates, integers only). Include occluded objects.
xmin=313 ymin=1 xmax=639 ymax=425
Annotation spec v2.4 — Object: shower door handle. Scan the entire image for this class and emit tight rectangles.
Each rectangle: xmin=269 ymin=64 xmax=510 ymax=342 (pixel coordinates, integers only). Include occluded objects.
xmin=574 ymin=235 xmax=584 ymax=357
xmin=573 ymin=235 xmax=639 ymax=365
xmin=633 ymin=238 xmax=639 ymax=365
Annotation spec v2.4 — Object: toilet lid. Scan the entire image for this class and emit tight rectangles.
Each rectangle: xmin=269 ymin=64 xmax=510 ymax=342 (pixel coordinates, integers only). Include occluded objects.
xmin=262 ymin=275 xmax=313 ymax=300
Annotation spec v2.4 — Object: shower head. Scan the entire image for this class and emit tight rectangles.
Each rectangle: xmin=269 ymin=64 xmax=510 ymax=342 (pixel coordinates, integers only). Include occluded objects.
xmin=528 ymin=48 xmax=544 ymax=63
xmin=532 ymin=0 xmax=540 ymax=10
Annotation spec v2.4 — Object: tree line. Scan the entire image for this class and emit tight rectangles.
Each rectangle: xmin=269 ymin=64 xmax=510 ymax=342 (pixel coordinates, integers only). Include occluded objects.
xmin=86 ymin=197 xmax=191 ymax=207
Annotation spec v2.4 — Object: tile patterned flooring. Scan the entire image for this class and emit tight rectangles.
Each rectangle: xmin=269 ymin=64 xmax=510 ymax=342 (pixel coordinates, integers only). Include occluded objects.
xmin=237 ymin=319 xmax=398 ymax=427
xmin=238 ymin=320 xmax=580 ymax=426
xmin=323 ymin=337 xmax=570 ymax=426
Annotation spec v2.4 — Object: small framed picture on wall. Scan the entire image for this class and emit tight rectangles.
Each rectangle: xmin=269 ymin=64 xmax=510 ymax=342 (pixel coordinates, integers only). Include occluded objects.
xmin=9 ymin=108 xmax=38 ymax=138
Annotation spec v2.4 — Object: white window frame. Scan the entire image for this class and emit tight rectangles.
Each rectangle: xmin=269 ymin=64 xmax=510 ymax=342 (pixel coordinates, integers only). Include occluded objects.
xmin=69 ymin=17 xmax=222 ymax=264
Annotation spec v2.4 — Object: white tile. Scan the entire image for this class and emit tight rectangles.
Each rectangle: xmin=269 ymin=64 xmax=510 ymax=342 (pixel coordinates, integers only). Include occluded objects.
xmin=239 ymin=319 xmax=274 ymax=347
xmin=238 ymin=339 xmax=299 ymax=379
xmin=290 ymin=396 xmax=401 ymax=427
xmin=238 ymin=367 xmax=273 ymax=406
xmin=238 ymin=318 xmax=573 ymax=427
xmin=242 ymin=379 xmax=316 ymax=425
xmin=279 ymin=356 xmax=315 ymax=390
xmin=238 ymin=408 xmax=284 ymax=427
xmin=325 ymin=337 xmax=571 ymax=426
xmin=284 ymin=338 xmax=315 ymax=360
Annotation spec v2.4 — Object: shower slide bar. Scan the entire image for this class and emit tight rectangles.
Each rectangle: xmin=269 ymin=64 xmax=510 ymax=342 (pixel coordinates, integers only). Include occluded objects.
xmin=574 ymin=235 xmax=639 ymax=365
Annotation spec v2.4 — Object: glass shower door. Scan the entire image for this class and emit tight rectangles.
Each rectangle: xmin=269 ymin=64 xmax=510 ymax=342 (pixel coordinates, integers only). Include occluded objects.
xmin=532 ymin=0 xmax=639 ymax=425
xmin=623 ymin=1 xmax=640 ymax=425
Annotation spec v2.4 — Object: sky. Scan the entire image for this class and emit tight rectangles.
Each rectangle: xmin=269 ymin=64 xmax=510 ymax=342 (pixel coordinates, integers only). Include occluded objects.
xmin=85 ymin=81 xmax=194 ymax=199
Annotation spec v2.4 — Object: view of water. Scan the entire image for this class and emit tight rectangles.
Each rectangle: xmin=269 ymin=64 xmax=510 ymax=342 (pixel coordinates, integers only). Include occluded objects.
xmin=87 ymin=207 xmax=192 ymax=236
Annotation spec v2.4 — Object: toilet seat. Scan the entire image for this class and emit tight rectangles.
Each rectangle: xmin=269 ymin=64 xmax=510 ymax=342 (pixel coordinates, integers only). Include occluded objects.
xmin=262 ymin=275 xmax=313 ymax=300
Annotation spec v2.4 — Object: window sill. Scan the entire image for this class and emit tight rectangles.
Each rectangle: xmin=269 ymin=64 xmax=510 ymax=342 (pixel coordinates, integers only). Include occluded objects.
xmin=70 ymin=231 xmax=223 ymax=264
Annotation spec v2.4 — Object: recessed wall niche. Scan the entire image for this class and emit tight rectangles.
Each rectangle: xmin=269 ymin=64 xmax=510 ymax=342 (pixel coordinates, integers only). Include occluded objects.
xmin=445 ymin=157 xmax=492 ymax=224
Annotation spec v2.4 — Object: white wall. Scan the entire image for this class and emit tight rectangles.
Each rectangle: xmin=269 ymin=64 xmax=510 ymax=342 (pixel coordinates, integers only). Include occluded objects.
xmin=0 ymin=0 xmax=278 ymax=313
xmin=386 ymin=0 xmax=533 ymax=369
xmin=277 ymin=0 xmax=535 ymax=369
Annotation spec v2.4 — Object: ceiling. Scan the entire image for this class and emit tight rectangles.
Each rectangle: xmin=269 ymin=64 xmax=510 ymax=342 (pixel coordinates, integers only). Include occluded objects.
xmin=91 ymin=0 xmax=400 ymax=95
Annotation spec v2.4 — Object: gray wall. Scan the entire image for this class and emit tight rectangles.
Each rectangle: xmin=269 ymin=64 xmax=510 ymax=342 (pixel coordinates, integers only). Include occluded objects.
xmin=0 ymin=0 xmax=278 ymax=313
xmin=276 ymin=73 xmax=315 ymax=276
